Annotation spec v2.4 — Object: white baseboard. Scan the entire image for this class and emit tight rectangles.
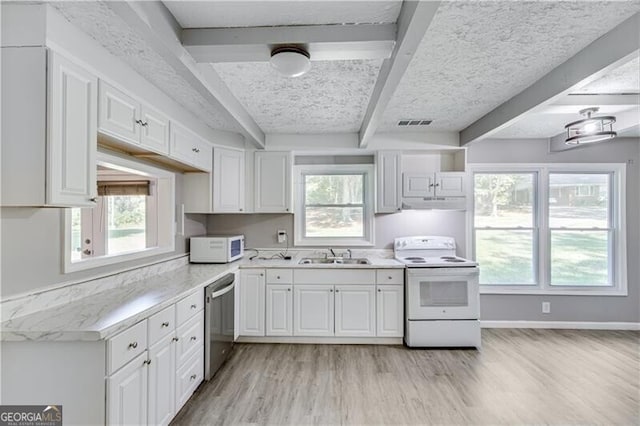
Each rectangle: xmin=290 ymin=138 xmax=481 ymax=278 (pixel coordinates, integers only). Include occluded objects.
xmin=481 ymin=321 xmax=640 ymax=331
xmin=237 ymin=336 xmax=403 ymax=345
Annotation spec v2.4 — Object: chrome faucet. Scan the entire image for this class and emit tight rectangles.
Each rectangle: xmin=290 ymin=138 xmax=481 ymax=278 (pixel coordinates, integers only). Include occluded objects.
xmin=329 ymin=248 xmax=337 ymax=258
xmin=345 ymin=249 xmax=352 ymax=259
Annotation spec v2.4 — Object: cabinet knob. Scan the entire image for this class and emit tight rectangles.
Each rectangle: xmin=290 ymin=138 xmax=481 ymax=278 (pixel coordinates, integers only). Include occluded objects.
xmin=190 ymin=336 xmax=197 ymax=341
xmin=260 ymin=273 xmax=264 ymax=277
xmin=239 ymin=208 xmax=243 ymax=212
xmin=378 ymin=288 xmax=381 ymax=292
xmin=335 ymin=289 xmax=339 ymax=293
xmin=388 ymin=276 xmax=393 ymax=280
xmin=90 ymin=197 xmax=98 ymax=203
xmin=135 ymin=119 xmax=143 ymax=125
xmin=329 ymin=289 xmax=333 ymax=293
xmin=143 ymin=359 xmax=151 ymax=365
xmin=397 ymin=208 xmax=401 ymax=211
xmin=190 ymin=374 xmax=197 ymax=381
xmin=191 ymin=304 xmax=197 ymax=309
xmin=161 ymin=322 xmax=170 ymax=327
xmin=287 ymin=287 xmax=291 ymax=292
xmin=141 ymin=121 xmax=149 ymax=127
xmin=276 ymin=276 xmax=281 ymax=279
xmin=172 ymin=337 xmax=179 ymax=342
xmin=192 ymin=147 xmax=200 ymax=153
xmin=128 ymin=342 xmax=138 ymax=349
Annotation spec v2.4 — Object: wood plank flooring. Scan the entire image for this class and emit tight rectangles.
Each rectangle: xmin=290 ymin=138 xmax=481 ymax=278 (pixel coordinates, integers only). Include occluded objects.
xmin=171 ymin=329 xmax=640 ymax=425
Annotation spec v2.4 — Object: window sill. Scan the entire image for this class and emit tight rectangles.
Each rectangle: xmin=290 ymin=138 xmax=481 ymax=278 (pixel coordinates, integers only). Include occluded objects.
xmin=64 ymin=245 xmax=175 ymax=273
xmin=480 ymin=288 xmax=628 ymax=296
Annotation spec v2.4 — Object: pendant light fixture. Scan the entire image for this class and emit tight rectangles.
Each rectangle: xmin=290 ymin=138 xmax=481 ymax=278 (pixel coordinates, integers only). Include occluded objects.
xmin=565 ymin=107 xmax=617 ymax=145
xmin=269 ymin=46 xmax=311 ymax=78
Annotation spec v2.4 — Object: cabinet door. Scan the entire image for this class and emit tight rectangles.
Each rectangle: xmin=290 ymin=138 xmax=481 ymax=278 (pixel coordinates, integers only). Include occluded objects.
xmin=139 ymin=104 xmax=169 ymax=155
xmin=239 ymin=270 xmax=265 ymax=336
xmin=335 ymin=285 xmax=376 ymax=337
xmin=294 ymin=285 xmax=334 ymax=337
xmin=403 ymin=173 xmax=435 ymax=197
xmin=47 ymin=51 xmax=97 ymax=207
xmin=213 ymin=148 xmax=245 ymax=212
xmin=107 ymin=352 xmax=148 ymax=426
xmin=190 ymin=137 xmax=213 ymax=172
xmin=254 ymin=151 xmax=291 ymax=213
xmin=148 ymin=335 xmax=176 ymax=426
xmin=435 ymin=172 xmax=467 ymax=197
xmin=376 ymin=151 xmax=402 ymax=213
xmin=175 ymin=349 xmax=204 ymax=412
xmin=98 ymin=81 xmax=140 ymax=145
xmin=169 ymin=122 xmax=199 ymax=167
xmin=376 ymin=285 xmax=404 ymax=337
xmin=266 ymin=285 xmax=293 ymax=336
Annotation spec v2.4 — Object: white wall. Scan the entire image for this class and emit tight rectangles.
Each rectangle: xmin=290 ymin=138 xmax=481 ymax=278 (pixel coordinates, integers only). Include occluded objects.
xmin=468 ymin=137 xmax=640 ymax=323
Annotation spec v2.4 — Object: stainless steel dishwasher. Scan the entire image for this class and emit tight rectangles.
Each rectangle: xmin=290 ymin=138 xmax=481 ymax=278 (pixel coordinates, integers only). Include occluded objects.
xmin=204 ymin=273 xmax=235 ymax=380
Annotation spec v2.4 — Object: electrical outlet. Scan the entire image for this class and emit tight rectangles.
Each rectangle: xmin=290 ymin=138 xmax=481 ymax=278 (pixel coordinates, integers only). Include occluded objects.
xmin=542 ymin=301 xmax=551 ymax=314
xmin=277 ymin=230 xmax=287 ymax=243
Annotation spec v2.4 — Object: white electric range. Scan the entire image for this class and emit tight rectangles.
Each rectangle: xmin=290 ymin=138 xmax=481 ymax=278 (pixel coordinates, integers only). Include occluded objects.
xmin=394 ymin=236 xmax=481 ymax=349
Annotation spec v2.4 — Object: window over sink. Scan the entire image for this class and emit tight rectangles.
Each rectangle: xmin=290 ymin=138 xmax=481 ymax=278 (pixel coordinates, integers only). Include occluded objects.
xmin=65 ymin=151 xmax=175 ymax=272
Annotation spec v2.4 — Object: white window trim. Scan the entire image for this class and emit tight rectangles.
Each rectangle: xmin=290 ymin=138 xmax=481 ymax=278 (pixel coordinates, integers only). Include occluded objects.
xmin=294 ymin=164 xmax=375 ymax=247
xmin=466 ymin=163 xmax=627 ymax=296
xmin=63 ymin=151 xmax=175 ymax=273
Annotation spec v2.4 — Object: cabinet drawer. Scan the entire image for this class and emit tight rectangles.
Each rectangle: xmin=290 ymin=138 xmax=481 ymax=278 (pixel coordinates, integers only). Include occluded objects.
xmin=108 ymin=320 xmax=148 ymax=374
xmin=175 ymin=349 xmax=204 ymax=411
xmin=176 ymin=311 xmax=204 ymax=367
xmin=294 ymin=269 xmax=376 ymax=285
xmin=148 ymin=304 xmax=176 ymax=346
xmin=266 ymin=269 xmax=293 ymax=284
xmin=176 ymin=291 xmax=203 ymax=327
xmin=376 ymin=269 xmax=404 ymax=285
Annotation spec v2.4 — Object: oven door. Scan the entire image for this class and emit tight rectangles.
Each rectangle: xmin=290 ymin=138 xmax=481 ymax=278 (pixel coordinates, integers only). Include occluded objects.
xmin=406 ymin=267 xmax=479 ymax=320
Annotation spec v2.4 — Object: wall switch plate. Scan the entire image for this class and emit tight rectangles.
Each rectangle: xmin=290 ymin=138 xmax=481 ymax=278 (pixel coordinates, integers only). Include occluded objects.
xmin=542 ymin=301 xmax=551 ymax=314
xmin=277 ymin=230 xmax=287 ymax=243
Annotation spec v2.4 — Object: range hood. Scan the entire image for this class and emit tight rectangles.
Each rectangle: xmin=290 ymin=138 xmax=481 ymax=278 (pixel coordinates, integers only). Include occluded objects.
xmin=401 ymin=197 xmax=466 ymax=211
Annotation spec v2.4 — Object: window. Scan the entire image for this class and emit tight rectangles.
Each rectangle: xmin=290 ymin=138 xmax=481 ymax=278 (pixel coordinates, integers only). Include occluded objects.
xmin=470 ymin=164 xmax=626 ymax=295
xmin=65 ymin=151 xmax=175 ymax=272
xmin=295 ymin=165 xmax=374 ymax=246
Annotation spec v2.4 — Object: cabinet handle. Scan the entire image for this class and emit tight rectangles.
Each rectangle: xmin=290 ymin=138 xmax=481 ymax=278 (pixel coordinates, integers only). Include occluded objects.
xmin=191 ymin=304 xmax=197 ymax=309
xmin=161 ymin=322 xmax=170 ymax=327
xmin=172 ymin=337 xmax=179 ymax=342
xmin=128 ymin=342 xmax=138 ymax=349
xmin=190 ymin=336 xmax=197 ymax=341
xmin=378 ymin=288 xmax=382 ymax=292
xmin=135 ymin=119 xmax=143 ymax=125
xmin=190 ymin=374 xmax=197 ymax=381
xmin=329 ymin=289 xmax=333 ymax=293
xmin=276 ymin=276 xmax=281 ymax=279
xmin=388 ymin=276 xmax=393 ymax=280
xmin=239 ymin=208 xmax=243 ymax=212
xmin=90 ymin=197 xmax=98 ymax=203
xmin=260 ymin=273 xmax=264 ymax=277
xmin=192 ymin=147 xmax=200 ymax=153
xmin=141 ymin=122 xmax=149 ymax=127
xmin=143 ymin=359 xmax=151 ymax=365
xmin=335 ymin=289 xmax=339 ymax=293
xmin=429 ymin=183 xmax=435 ymax=188
xmin=287 ymin=287 xmax=291 ymax=292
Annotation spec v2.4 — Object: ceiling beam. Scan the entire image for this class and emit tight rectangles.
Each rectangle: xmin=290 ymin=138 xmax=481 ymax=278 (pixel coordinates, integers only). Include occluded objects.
xmin=460 ymin=12 xmax=640 ymax=146
xmin=552 ymin=94 xmax=640 ymax=106
xmin=358 ymin=1 xmax=441 ymax=148
xmin=549 ymin=106 xmax=640 ymax=152
xmin=106 ymin=1 xmax=266 ymax=148
xmin=183 ymin=24 xmax=396 ymax=62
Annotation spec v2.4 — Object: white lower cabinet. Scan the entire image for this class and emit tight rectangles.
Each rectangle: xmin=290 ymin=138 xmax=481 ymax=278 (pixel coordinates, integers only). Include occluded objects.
xmin=266 ymin=284 xmax=293 ymax=336
xmin=376 ymin=285 xmax=404 ymax=337
xmin=148 ymin=334 xmax=176 ymax=426
xmin=294 ymin=285 xmax=335 ymax=337
xmin=239 ymin=269 xmax=266 ymax=336
xmin=107 ymin=352 xmax=149 ymax=426
xmin=176 ymin=349 xmax=205 ymax=410
xmin=335 ymin=285 xmax=376 ymax=337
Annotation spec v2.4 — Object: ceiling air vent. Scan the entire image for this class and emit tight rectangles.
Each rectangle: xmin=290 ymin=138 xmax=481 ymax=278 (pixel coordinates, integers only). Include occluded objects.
xmin=398 ymin=119 xmax=432 ymax=126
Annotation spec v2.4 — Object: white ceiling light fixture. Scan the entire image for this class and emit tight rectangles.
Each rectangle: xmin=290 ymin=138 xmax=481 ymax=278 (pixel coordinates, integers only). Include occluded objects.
xmin=270 ymin=46 xmax=311 ymax=78
xmin=565 ymin=107 xmax=617 ymax=145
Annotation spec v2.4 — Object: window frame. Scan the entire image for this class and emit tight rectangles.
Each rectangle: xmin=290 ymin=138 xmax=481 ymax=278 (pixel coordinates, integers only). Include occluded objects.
xmin=63 ymin=151 xmax=175 ymax=273
xmin=294 ymin=164 xmax=375 ymax=247
xmin=468 ymin=163 xmax=627 ymax=296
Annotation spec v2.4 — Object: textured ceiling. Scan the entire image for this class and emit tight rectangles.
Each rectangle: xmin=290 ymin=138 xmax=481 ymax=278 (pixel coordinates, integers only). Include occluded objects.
xmin=163 ymin=0 xmax=402 ymax=28
xmin=212 ymin=59 xmax=383 ymax=133
xmin=379 ymin=1 xmax=640 ymax=133
xmin=573 ymin=56 xmax=640 ymax=94
xmin=51 ymin=1 xmax=240 ymax=133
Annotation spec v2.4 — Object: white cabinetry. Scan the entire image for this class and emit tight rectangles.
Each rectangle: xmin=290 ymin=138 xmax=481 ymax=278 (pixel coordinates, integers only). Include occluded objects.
xmin=107 ymin=352 xmax=148 ymax=426
xmin=403 ymin=172 xmax=466 ymax=198
xmin=376 ymin=151 xmax=402 ymax=213
xmin=294 ymin=285 xmax=335 ymax=337
xmin=254 ymin=151 xmax=292 ymax=213
xmin=1 ymin=47 xmax=97 ymax=207
xmin=148 ymin=333 xmax=176 ymax=426
xmin=239 ymin=269 xmax=265 ymax=336
xmin=214 ymin=148 xmax=245 ymax=212
xmin=266 ymin=285 xmax=293 ymax=336
xmin=334 ymin=285 xmax=376 ymax=337
xmin=376 ymin=285 xmax=404 ymax=337
xmin=170 ymin=122 xmax=212 ymax=172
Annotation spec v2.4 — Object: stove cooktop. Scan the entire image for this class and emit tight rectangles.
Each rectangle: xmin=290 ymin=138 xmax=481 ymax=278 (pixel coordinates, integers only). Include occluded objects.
xmin=395 ymin=255 xmax=477 ymax=268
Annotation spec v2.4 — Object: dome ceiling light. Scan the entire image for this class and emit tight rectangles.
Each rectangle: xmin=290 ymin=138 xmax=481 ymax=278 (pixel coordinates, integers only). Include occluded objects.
xmin=269 ymin=46 xmax=311 ymax=78
xmin=565 ymin=107 xmax=617 ymax=145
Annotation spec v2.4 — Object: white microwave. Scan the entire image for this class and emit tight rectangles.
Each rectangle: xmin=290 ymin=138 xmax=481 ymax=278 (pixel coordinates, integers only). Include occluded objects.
xmin=190 ymin=235 xmax=244 ymax=263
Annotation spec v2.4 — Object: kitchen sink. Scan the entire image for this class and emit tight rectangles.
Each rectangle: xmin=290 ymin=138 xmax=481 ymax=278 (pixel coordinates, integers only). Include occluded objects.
xmin=298 ymin=258 xmax=370 ymax=265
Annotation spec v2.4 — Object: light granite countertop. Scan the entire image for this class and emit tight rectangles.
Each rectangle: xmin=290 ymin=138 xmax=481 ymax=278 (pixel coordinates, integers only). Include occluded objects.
xmin=1 ymin=254 xmax=403 ymax=342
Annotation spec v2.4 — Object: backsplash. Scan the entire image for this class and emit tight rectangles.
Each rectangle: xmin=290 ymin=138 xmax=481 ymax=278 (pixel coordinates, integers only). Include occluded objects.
xmin=1 ymin=255 xmax=189 ymax=322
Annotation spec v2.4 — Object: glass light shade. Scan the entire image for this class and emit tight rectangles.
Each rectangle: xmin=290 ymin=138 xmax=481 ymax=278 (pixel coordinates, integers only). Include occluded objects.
xmin=270 ymin=50 xmax=311 ymax=78
xmin=565 ymin=110 xmax=616 ymax=145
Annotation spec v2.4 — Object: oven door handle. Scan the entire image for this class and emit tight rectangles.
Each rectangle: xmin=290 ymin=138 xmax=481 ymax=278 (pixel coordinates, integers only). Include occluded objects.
xmin=210 ymin=281 xmax=235 ymax=300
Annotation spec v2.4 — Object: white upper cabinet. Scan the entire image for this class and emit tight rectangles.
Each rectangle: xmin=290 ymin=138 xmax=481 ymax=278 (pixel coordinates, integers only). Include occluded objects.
xmin=2 ymin=47 xmax=98 ymax=207
xmin=98 ymin=81 xmax=140 ymax=145
xmin=403 ymin=172 xmax=466 ymax=198
xmin=214 ymin=148 xmax=245 ymax=213
xmin=170 ymin=121 xmax=212 ymax=172
xmin=403 ymin=173 xmax=435 ymax=198
xmin=376 ymin=151 xmax=402 ymax=213
xmin=99 ymin=81 xmax=171 ymax=156
xmin=254 ymin=151 xmax=292 ymax=213
xmin=434 ymin=172 xmax=466 ymax=197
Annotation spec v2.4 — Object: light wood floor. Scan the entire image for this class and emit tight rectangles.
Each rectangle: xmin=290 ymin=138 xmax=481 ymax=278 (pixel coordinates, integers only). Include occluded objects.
xmin=172 ymin=329 xmax=640 ymax=425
